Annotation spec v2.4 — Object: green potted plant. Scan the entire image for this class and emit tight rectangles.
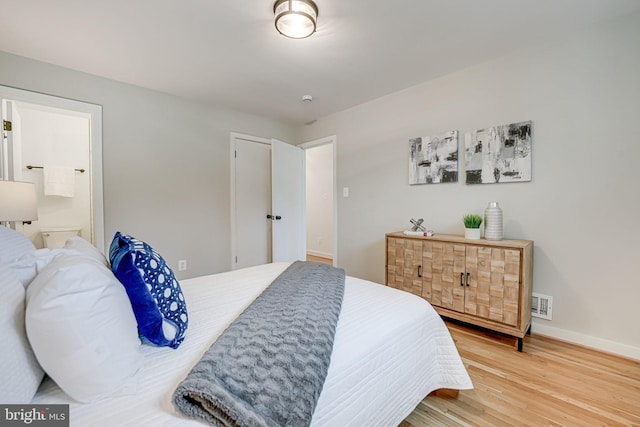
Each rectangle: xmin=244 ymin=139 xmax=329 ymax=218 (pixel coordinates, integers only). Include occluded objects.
xmin=463 ymin=214 xmax=482 ymax=240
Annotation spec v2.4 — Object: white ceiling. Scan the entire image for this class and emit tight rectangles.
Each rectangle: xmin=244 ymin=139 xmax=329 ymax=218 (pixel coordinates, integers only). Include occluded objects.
xmin=1 ymin=0 xmax=639 ymax=126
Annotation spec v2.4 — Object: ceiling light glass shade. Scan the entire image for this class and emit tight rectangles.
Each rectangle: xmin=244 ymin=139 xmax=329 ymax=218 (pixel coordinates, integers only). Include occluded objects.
xmin=0 ymin=180 xmax=38 ymax=221
xmin=274 ymin=0 xmax=318 ymax=39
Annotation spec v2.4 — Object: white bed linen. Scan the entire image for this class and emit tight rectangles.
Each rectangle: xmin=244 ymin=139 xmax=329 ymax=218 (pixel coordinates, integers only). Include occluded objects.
xmin=32 ymin=262 xmax=472 ymax=426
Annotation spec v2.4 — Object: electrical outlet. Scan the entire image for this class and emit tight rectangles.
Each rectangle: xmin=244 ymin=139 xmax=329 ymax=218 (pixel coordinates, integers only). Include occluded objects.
xmin=178 ymin=259 xmax=187 ymax=271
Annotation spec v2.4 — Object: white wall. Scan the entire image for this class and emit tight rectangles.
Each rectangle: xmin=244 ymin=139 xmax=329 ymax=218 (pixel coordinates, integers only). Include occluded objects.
xmin=0 ymin=50 xmax=295 ymax=279
xmin=305 ymin=143 xmax=334 ymax=258
xmin=297 ymin=12 xmax=640 ymax=358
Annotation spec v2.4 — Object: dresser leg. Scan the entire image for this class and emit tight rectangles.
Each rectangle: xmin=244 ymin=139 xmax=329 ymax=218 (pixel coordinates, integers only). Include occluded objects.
xmin=517 ymin=337 xmax=524 ymax=352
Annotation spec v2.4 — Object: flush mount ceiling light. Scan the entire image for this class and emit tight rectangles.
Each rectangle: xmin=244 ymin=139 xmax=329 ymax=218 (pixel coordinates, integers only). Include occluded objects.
xmin=274 ymin=0 xmax=318 ymax=39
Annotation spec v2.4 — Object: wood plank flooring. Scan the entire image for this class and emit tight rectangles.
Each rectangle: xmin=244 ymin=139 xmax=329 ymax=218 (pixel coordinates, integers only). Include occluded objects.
xmin=306 ymin=254 xmax=332 ymax=265
xmin=400 ymin=322 xmax=640 ymax=427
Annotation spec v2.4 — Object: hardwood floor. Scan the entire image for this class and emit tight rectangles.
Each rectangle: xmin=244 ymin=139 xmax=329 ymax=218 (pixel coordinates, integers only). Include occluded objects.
xmin=400 ymin=322 xmax=640 ymax=427
xmin=306 ymin=254 xmax=332 ymax=265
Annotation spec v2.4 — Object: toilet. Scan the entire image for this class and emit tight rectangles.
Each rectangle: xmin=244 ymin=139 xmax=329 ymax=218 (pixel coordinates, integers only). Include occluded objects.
xmin=41 ymin=227 xmax=81 ymax=249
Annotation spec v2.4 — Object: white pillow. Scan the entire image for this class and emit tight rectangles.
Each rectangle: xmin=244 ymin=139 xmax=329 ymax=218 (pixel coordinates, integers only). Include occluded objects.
xmin=26 ymin=252 xmax=143 ymax=403
xmin=0 ymin=260 xmax=44 ymax=403
xmin=12 ymin=238 xmax=107 ymax=288
xmin=11 ymin=249 xmax=65 ymax=288
xmin=0 ymin=225 xmax=36 ymax=263
xmin=63 ymin=236 xmax=108 ymax=266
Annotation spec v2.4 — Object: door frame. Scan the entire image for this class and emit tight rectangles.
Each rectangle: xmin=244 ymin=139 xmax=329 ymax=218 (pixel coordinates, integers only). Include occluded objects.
xmin=299 ymin=135 xmax=338 ymax=266
xmin=0 ymin=85 xmax=104 ymax=252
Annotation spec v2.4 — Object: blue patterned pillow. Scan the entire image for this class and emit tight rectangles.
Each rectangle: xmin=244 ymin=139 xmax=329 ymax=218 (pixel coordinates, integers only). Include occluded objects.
xmin=109 ymin=232 xmax=188 ymax=349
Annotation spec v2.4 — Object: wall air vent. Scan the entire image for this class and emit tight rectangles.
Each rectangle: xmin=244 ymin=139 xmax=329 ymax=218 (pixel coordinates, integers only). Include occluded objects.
xmin=531 ymin=293 xmax=553 ymax=320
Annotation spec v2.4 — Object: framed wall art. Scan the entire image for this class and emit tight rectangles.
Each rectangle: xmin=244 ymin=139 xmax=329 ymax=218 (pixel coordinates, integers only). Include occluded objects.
xmin=409 ymin=130 xmax=458 ymax=185
xmin=464 ymin=120 xmax=532 ymax=184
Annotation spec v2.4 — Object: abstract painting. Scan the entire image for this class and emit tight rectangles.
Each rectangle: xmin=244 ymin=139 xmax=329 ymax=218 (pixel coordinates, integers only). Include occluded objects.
xmin=465 ymin=120 xmax=532 ymax=184
xmin=409 ymin=130 xmax=458 ymax=184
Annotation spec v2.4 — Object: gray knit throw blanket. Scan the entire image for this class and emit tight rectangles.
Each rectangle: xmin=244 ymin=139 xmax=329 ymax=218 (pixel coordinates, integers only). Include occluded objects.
xmin=172 ymin=261 xmax=345 ymax=427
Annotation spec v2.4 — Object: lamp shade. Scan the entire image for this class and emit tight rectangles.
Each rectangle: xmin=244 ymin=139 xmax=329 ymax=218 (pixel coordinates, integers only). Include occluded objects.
xmin=274 ymin=0 xmax=318 ymax=39
xmin=0 ymin=180 xmax=38 ymax=221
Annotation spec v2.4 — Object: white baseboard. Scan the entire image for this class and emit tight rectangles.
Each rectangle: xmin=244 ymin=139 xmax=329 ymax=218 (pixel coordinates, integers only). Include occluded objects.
xmin=532 ymin=321 xmax=640 ymax=361
xmin=306 ymin=249 xmax=333 ymax=259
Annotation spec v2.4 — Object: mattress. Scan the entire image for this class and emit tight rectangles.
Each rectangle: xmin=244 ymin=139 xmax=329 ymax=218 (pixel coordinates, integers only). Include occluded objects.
xmin=32 ymin=262 xmax=472 ymax=426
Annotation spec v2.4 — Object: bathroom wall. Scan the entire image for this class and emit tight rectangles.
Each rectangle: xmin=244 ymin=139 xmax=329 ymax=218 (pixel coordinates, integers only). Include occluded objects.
xmin=14 ymin=101 xmax=92 ymax=248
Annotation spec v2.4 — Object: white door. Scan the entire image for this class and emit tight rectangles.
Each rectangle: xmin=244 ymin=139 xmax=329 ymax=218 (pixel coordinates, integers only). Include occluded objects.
xmin=231 ymin=135 xmax=306 ymax=269
xmin=271 ymin=139 xmax=306 ymax=263
xmin=1 ymin=100 xmax=23 ymax=180
xmin=233 ymin=137 xmax=272 ymax=269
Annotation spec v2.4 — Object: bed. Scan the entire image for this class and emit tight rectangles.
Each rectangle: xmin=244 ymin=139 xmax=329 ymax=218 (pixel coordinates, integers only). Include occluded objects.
xmin=1 ymin=227 xmax=472 ymax=427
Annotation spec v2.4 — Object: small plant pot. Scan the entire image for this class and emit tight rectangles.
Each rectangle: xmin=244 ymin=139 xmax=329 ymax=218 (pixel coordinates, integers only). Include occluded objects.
xmin=465 ymin=228 xmax=481 ymax=240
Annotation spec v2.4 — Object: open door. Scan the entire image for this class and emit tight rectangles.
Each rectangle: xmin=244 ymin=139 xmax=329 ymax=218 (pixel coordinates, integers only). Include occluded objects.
xmin=230 ymin=134 xmax=306 ymax=269
xmin=1 ymin=100 xmax=23 ymax=181
xmin=271 ymin=139 xmax=306 ymax=263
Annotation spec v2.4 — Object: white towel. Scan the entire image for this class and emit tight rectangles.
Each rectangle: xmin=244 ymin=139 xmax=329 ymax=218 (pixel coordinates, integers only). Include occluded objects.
xmin=43 ymin=166 xmax=75 ymax=197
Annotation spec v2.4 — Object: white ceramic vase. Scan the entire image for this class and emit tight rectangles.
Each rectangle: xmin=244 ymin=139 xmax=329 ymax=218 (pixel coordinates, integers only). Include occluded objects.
xmin=464 ymin=228 xmax=481 ymax=240
xmin=484 ymin=201 xmax=503 ymax=241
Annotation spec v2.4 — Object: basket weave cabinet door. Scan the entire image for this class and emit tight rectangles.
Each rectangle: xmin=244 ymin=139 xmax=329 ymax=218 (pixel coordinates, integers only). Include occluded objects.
xmin=465 ymin=246 xmax=520 ymax=327
xmin=421 ymin=241 xmax=465 ymax=312
xmin=386 ymin=237 xmax=422 ymax=296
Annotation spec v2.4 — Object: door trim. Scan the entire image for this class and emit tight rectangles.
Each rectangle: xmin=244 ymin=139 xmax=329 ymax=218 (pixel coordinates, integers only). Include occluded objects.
xmin=299 ymin=135 xmax=337 ymax=266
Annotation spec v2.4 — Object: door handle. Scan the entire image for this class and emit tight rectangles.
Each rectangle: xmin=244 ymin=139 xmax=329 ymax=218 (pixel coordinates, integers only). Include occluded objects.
xmin=275 ymin=215 xmax=282 ymax=220
xmin=266 ymin=214 xmax=282 ymax=221
xmin=460 ymin=272 xmax=464 ymax=286
xmin=417 ymin=265 xmax=422 ymax=278
xmin=466 ymin=272 xmax=470 ymax=287
xmin=266 ymin=214 xmax=273 ymax=220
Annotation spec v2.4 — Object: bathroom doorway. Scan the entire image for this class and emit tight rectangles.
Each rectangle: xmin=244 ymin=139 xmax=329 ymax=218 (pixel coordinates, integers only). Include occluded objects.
xmin=0 ymin=85 xmax=104 ymax=250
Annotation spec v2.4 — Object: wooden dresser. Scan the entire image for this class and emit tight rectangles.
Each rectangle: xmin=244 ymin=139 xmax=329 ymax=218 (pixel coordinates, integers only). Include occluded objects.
xmin=385 ymin=232 xmax=533 ymax=351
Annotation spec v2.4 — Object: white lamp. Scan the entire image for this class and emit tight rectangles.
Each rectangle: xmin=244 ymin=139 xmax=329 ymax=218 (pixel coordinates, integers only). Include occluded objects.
xmin=274 ymin=0 xmax=318 ymax=39
xmin=0 ymin=180 xmax=38 ymax=223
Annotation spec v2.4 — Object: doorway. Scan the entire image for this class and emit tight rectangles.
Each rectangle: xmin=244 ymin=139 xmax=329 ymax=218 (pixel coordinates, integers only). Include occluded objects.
xmin=300 ymin=136 xmax=337 ymax=266
xmin=0 ymin=85 xmax=104 ymax=250
xmin=230 ymin=133 xmax=306 ymax=270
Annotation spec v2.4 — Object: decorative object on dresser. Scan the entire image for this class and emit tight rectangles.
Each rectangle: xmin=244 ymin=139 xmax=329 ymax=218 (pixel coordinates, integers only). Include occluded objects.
xmin=462 ymin=214 xmax=482 ymax=240
xmin=404 ymin=218 xmax=428 ymax=236
xmin=409 ymin=217 xmax=426 ymax=232
xmin=484 ymin=201 xmax=503 ymax=241
xmin=385 ymin=232 xmax=533 ymax=351
xmin=409 ymin=130 xmax=458 ymax=184
xmin=464 ymin=120 xmax=532 ymax=184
